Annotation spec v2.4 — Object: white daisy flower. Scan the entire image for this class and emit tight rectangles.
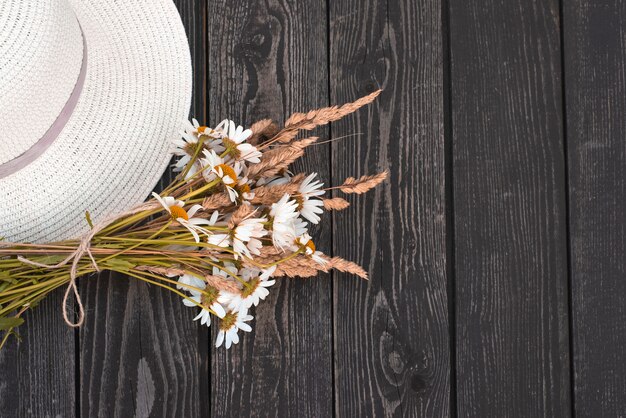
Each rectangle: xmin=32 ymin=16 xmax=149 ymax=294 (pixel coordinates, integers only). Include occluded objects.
xmin=201 ymin=150 xmax=241 ymax=202
xmin=191 ymin=306 xmax=213 ymax=327
xmin=238 ymin=184 xmax=255 ymax=201
xmin=299 ymin=199 xmax=324 ymax=224
xmin=269 ymin=194 xmax=300 ymax=250
xmin=202 ymin=150 xmax=239 ymax=185
xmin=181 ymin=279 xmax=227 ymax=327
xmin=297 ymin=233 xmax=328 ymax=266
xmin=152 ymin=192 xmax=212 ymax=243
xmin=296 ymin=173 xmax=325 ymax=224
xmin=172 ymin=140 xmax=198 ymax=176
xmin=299 ymin=173 xmax=325 ymax=198
xmin=219 ymin=119 xmax=262 ymax=164
xmin=293 ymin=217 xmax=309 ymax=237
xmin=207 ymin=232 xmax=231 ymax=248
xmin=186 ymin=118 xmax=226 ymax=143
xmin=235 ymin=176 xmax=255 ymax=201
xmin=232 ymin=217 xmax=267 ymax=259
xmin=205 ymin=213 xmax=231 ymax=248
xmin=215 ymin=308 xmax=254 ymax=349
xmin=206 ymin=216 xmax=267 ymax=258
xmin=176 ymin=273 xmax=206 ymax=291
xmin=222 ymin=266 xmax=277 ymax=311
xmin=210 ymin=265 xmax=243 ymax=309
xmin=173 ymin=119 xmax=225 ymax=177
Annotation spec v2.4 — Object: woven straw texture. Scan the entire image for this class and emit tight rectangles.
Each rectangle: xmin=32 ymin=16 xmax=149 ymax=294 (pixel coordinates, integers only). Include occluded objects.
xmin=0 ymin=0 xmax=192 ymax=243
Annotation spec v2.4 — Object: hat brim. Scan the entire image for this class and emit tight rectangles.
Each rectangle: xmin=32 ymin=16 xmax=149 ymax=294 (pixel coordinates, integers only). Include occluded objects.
xmin=0 ymin=0 xmax=192 ymax=243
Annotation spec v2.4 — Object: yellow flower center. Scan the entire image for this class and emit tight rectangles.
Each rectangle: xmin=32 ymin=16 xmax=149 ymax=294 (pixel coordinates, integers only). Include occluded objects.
xmin=169 ymin=205 xmax=189 ymax=221
xmin=241 ymin=278 xmax=259 ymax=298
xmin=304 ymin=239 xmax=316 ymax=253
xmin=219 ymin=311 xmax=237 ymax=331
xmin=294 ymin=195 xmax=305 ymax=211
xmin=238 ymin=183 xmax=251 ymax=194
xmin=216 ymin=164 xmax=237 ymax=182
xmin=197 ymin=126 xmax=209 ymax=135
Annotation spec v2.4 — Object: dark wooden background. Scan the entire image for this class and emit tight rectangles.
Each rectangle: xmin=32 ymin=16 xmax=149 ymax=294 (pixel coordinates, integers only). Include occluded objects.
xmin=1 ymin=0 xmax=625 ymax=416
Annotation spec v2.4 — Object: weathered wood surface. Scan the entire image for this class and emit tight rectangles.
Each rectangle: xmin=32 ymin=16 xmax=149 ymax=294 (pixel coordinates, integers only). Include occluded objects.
xmin=564 ymin=1 xmax=626 ymax=416
xmin=207 ymin=1 xmax=333 ymax=417
xmin=330 ymin=0 xmax=450 ymax=416
xmin=449 ymin=0 xmax=571 ymax=416
xmin=0 ymin=293 xmax=75 ymax=417
xmin=6 ymin=0 xmax=626 ymax=416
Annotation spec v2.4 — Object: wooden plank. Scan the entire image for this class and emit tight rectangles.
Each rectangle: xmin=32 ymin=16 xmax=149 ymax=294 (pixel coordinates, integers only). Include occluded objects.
xmin=207 ymin=1 xmax=332 ymax=416
xmin=449 ymin=0 xmax=571 ymax=415
xmin=0 ymin=295 xmax=75 ymax=416
xmin=564 ymin=1 xmax=626 ymax=415
xmin=79 ymin=2 xmax=208 ymax=416
xmin=330 ymin=0 xmax=451 ymax=415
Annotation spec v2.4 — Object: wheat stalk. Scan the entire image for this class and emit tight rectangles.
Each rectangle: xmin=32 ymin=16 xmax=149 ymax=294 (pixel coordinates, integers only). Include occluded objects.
xmin=0 ymin=91 xmax=385 ymax=351
xmin=339 ymin=170 xmax=388 ymax=194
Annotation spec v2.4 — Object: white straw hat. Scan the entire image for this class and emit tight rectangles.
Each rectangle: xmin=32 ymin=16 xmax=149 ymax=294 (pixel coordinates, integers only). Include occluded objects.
xmin=0 ymin=0 xmax=192 ymax=243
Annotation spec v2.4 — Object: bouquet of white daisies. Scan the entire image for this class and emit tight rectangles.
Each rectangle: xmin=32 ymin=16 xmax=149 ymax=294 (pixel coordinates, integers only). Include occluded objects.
xmin=0 ymin=91 xmax=386 ymax=350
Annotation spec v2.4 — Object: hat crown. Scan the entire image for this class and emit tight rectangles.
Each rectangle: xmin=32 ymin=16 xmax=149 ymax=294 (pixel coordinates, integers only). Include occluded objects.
xmin=0 ymin=0 xmax=84 ymax=165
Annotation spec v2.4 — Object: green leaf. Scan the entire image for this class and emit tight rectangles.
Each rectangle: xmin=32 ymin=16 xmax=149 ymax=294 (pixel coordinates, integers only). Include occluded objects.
xmin=103 ymin=258 xmax=136 ymax=272
xmin=0 ymin=317 xmax=24 ymax=330
xmin=36 ymin=255 xmax=67 ymax=265
xmin=85 ymin=211 xmax=94 ymax=229
xmin=0 ymin=281 xmax=12 ymax=293
xmin=0 ymin=270 xmax=13 ymax=280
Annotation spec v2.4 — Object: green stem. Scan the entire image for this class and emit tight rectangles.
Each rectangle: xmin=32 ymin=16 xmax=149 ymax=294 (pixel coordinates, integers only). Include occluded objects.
xmin=97 ymin=221 xmax=172 ymax=264
xmin=0 ymin=307 xmax=28 ymax=351
xmin=178 ymin=137 xmax=207 ymax=182
xmin=120 ymin=269 xmax=217 ymax=316
xmin=180 ymin=179 xmax=220 ymax=201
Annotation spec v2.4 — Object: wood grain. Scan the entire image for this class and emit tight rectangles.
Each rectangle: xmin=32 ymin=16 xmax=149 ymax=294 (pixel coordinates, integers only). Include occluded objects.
xmin=79 ymin=2 xmax=208 ymax=417
xmin=330 ymin=0 xmax=451 ymax=416
xmin=11 ymin=0 xmax=626 ymax=415
xmin=80 ymin=272 xmax=205 ymax=417
xmin=564 ymin=1 xmax=626 ymax=415
xmin=207 ymin=1 xmax=333 ymax=416
xmin=0 ymin=293 xmax=75 ymax=417
xmin=449 ymin=0 xmax=571 ymax=415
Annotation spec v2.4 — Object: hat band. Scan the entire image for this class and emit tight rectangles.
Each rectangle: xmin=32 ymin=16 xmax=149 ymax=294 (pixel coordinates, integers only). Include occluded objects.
xmin=0 ymin=27 xmax=87 ymax=180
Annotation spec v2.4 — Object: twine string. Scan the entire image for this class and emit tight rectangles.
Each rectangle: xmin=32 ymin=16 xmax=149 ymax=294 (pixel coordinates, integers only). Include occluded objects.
xmin=17 ymin=202 xmax=158 ymax=327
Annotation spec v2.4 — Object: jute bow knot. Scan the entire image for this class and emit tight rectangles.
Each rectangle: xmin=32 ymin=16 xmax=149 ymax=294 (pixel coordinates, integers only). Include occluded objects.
xmin=17 ymin=202 xmax=158 ymax=327
xmin=18 ymin=222 xmax=103 ymax=327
